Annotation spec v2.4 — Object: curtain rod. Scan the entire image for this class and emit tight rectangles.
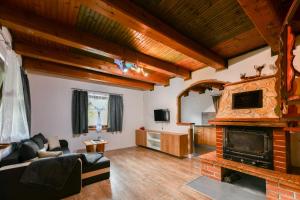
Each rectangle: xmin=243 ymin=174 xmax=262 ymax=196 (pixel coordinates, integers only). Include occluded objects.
xmin=71 ymin=88 xmax=123 ymax=96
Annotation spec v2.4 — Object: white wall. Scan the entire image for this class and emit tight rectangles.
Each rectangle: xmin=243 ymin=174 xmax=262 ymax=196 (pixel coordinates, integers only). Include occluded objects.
xmin=181 ymin=91 xmax=215 ymax=125
xmin=29 ymin=74 xmax=144 ymax=152
xmin=143 ymin=47 xmax=277 ymax=133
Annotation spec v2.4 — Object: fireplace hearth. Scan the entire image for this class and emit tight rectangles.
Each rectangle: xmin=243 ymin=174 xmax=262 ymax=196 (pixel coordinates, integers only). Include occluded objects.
xmin=223 ymin=126 xmax=273 ymax=169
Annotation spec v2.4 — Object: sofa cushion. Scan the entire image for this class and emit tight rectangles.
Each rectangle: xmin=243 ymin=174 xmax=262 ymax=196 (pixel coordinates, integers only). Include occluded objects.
xmin=0 ymin=143 xmax=22 ymax=167
xmin=50 ymin=146 xmax=70 ymax=154
xmin=81 ymin=153 xmax=110 ymax=173
xmin=48 ymin=136 xmax=60 ymax=150
xmin=81 ymin=153 xmax=102 ymax=166
xmin=19 ymin=140 xmax=39 ymax=162
xmin=0 ymin=144 xmax=12 ymax=161
xmin=0 ymin=150 xmax=20 ymax=167
xmin=38 ymin=151 xmax=63 ymax=158
xmin=31 ymin=135 xmax=44 ymax=149
xmin=40 ymin=143 xmax=49 ymax=152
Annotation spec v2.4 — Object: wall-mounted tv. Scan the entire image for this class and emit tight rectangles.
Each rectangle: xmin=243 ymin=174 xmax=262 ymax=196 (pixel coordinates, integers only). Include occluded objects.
xmin=154 ymin=109 xmax=170 ymax=122
xmin=232 ymin=90 xmax=263 ymax=109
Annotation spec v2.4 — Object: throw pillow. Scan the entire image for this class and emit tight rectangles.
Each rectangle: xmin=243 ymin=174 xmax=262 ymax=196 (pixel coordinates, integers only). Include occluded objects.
xmin=48 ymin=136 xmax=61 ymax=150
xmin=38 ymin=151 xmax=63 ymax=158
xmin=19 ymin=140 xmax=40 ymax=162
xmin=36 ymin=133 xmax=48 ymax=144
xmin=39 ymin=143 xmax=49 ymax=152
xmin=31 ymin=135 xmax=44 ymax=149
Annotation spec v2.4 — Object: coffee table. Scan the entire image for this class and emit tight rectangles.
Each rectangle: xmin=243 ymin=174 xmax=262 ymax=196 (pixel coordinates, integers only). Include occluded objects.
xmin=83 ymin=140 xmax=108 ymax=153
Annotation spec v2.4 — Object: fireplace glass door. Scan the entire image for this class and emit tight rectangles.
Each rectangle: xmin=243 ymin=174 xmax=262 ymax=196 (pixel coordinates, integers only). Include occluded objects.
xmin=223 ymin=126 xmax=273 ymax=169
xmin=226 ymin=130 xmax=265 ymax=156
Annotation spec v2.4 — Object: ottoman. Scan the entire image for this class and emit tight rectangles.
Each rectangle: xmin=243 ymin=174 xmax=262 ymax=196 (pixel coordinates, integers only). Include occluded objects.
xmin=81 ymin=153 xmax=110 ymax=186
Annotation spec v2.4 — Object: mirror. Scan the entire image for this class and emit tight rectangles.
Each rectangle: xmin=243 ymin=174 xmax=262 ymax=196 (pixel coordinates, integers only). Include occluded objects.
xmin=177 ymin=79 xmax=226 ymax=125
xmin=177 ymin=80 xmax=226 ymax=156
xmin=181 ymin=89 xmax=218 ymax=125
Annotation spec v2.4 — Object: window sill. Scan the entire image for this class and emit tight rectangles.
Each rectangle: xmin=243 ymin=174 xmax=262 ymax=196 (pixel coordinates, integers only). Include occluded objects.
xmin=88 ymin=126 xmax=108 ymax=133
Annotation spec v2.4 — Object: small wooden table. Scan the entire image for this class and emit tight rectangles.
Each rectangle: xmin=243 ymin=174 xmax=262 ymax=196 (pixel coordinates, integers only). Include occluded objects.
xmin=83 ymin=140 xmax=108 ymax=153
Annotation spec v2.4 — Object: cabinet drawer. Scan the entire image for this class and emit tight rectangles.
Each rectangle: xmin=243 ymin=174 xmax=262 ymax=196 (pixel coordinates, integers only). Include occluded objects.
xmin=195 ymin=127 xmax=216 ymax=146
xmin=161 ymin=133 xmax=187 ymax=157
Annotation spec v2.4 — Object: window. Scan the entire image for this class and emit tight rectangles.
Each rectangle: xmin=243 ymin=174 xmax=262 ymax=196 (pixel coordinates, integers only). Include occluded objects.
xmin=88 ymin=92 xmax=109 ymax=131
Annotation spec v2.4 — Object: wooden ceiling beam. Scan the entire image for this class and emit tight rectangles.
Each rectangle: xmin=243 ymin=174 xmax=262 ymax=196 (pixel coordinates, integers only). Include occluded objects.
xmin=284 ymin=0 xmax=300 ymax=23
xmin=14 ymin=42 xmax=169 ymax=85
xmin=81 ymin=0 xmax=226 ymax=70
xmin=23 ymin=58 xmax=154 ymax=91
xmin=0 ymin=5 xmax=190 ymax=79
xmin=282 ymin=0 xmax=300 ymax=32
xmin=237 ymin=0 xmax=282 ymax=52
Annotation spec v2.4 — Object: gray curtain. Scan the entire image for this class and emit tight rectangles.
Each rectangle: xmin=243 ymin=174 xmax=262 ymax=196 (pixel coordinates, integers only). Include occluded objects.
xmin=72 ymin=90 xmax=88 ymax=134
xmin=108 ymin=95 xmax=123 ymax=132
xmin=21 ymin=68 xmax=31 ymax=133
xmin=212 ymin=95 xmax=221 ymax=113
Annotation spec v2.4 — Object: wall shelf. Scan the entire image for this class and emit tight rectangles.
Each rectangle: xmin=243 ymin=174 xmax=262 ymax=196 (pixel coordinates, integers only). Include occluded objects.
xmin=147 ymin=137 xmax=161 ymax=143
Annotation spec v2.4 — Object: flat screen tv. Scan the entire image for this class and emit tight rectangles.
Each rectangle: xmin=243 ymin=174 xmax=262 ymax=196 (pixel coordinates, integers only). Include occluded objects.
xmin=232 ymin=90 xmax=263 ymax=109
xmin=154 ymin=109 xmax=170 ymax=122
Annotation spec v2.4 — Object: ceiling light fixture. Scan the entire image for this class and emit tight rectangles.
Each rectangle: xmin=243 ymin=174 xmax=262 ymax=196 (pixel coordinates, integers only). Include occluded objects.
xmin=114 ymin=59 xmax=149 ymax=77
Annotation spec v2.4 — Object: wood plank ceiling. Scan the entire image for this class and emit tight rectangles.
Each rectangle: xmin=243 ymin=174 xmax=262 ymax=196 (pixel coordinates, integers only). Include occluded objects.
xmin=0 ymin=0 xmax=286 ymax=90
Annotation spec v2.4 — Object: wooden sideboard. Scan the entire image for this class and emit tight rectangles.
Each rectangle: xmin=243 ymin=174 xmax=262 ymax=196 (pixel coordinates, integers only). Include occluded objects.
xmin=136 ymin=129 xmax=147 ymax=146
xmin=194 ymin=126 xmax=216 ymax=146
xmin=135 ymin=129 xmax=188 ymax=157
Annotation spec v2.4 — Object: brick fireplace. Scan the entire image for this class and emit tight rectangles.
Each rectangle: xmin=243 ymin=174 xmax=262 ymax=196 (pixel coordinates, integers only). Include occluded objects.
xmin=216 ymin=126 xmax=289 ymax=173
xmin=201 ymin=124 xmax=299 ymax=199
xmin=199 ymin=76 xmax=300 ymax=199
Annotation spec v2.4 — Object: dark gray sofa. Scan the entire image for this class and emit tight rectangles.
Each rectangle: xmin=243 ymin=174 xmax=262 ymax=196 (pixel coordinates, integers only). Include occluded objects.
xmin=0 ymin=135 xmax=82 ymax=200
xmin=0 ymin=157 xmax=82 ymax=200
xmin=0 ymin=134 xmax=110 ymax=200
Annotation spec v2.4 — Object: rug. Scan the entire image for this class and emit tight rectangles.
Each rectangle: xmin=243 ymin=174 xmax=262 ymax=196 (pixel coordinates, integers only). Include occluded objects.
xmin=187 ymin=176 xmax=265 ymax=200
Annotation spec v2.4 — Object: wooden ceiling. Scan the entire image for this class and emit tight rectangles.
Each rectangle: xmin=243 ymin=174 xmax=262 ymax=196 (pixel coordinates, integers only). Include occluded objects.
xmin=0 ymin=0 xmax=292 ymax=90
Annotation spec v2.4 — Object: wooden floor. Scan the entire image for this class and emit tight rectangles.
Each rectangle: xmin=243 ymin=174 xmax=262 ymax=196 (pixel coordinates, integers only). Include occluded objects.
xmin=66 ymin=147 xmax=211 ymax=200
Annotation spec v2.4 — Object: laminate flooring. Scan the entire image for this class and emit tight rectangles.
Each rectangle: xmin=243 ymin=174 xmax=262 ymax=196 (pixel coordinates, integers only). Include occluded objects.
xmin=66 ymin=147 xmax=213 ymax=200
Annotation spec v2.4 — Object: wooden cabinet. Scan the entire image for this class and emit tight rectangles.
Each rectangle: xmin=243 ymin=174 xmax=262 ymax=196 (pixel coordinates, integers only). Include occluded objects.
xmin=135 ymin=129 xmax=188 ymax=157
xmin=136 ymin=129 xmax=147 ymax=146
xmin=195 ymin=126 xmax=216 ymax=146
xmin=160 ymin=133 xmax=188 ymax=157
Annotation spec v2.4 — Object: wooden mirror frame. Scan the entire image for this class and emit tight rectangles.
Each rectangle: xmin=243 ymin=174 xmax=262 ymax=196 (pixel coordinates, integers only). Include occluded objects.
xmin=176 ymin=79 xmax=227 ymax=125
xmin=277 ymin=1 xmax=300 ymax=119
